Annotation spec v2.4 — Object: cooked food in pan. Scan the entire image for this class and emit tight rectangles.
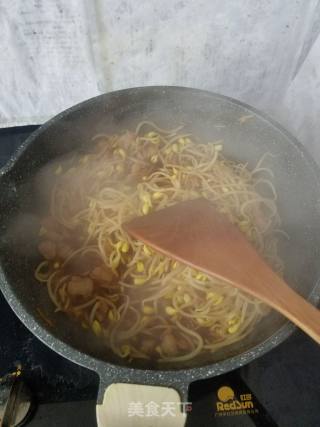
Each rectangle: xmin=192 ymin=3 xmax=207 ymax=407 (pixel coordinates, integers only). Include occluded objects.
xmin=36 ymin=122 xmax=283 ymax=363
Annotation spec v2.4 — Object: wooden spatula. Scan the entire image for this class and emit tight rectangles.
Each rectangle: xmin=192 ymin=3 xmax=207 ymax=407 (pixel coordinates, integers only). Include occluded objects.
xmin=123 ymin=198 xmax=320 ymax=344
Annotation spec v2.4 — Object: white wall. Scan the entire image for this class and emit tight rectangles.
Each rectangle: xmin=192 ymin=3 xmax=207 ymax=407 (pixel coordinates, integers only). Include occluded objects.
xmin=1 ymin=0 xmax=320 ymax=160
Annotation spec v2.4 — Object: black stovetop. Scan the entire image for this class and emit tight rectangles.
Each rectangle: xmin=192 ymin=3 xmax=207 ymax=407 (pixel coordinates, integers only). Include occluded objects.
xmin=0 ymin=126 xmax=319 ymax=427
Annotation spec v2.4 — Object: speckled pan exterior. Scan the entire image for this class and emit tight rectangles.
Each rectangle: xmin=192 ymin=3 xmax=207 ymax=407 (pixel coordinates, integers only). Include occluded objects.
xmin=0 ymin=86 xmax=319 ymax=403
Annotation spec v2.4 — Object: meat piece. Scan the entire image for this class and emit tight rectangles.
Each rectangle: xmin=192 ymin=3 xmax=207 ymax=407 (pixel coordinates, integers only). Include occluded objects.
xmin=95 ymin=302 xmax=110 ymax=322
xmin=67 ymin=276 xmax=93 ymax=297
xmin=41 ymin=216 xmax=65 ymax=242
xmin=41 ymin=216 xmax=57 ymax=231
xmin=177 ymin=338 xmax=190 ymax=351
xmin=140 ymin=339 xmax=156 ymax=354
xmin=57 ymin=243 xmax=73 ymax=260
xmin=45 ymin=230 xmax=64 ymax=242
xmin=117 ymin=131 xmax=136 ymax=150
xmin=161 ymin=333 xmax=178 ymax=356
xmin=90 ymin=266 xmax=114 ymax=282
xmin=38 ymin=240 xmax=56 ymax=260
xmin=127 ymin=162 xmax=156 ymax=182
xmin=130 ymin=162 xmax=144 ymax=177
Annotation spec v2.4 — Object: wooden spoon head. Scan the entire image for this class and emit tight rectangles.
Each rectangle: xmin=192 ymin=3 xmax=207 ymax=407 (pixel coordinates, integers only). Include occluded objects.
xmin=123 ymin=198 xmax=277 ymax=299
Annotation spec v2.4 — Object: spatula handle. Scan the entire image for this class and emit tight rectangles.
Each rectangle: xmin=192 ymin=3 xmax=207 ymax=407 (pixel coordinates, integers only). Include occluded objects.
xmin=263 ymin=276 xmax=320 ymax=344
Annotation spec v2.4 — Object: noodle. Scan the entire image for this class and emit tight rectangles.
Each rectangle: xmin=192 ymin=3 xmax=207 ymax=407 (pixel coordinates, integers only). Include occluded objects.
xmin=35 ymin=121 xmax=283 ymax=364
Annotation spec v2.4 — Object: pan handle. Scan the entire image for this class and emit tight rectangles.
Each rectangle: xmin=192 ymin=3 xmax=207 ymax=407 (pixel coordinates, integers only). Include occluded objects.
xmin=96 ymin=383 xmax=187 ymax=427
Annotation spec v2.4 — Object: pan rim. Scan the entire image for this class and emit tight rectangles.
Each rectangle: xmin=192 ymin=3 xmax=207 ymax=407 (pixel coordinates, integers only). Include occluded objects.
xmin=1 ymin=85 xmax=320 ymax=391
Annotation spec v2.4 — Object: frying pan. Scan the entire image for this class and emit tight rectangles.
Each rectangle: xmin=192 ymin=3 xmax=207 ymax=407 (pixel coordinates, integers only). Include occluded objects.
xmin=0 ymin=86 xmax=320 ymax=426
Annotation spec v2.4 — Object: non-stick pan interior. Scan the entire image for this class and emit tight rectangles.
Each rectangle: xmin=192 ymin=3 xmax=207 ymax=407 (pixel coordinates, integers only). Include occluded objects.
xmin=1 ymin=87 xmax=320 ymax=370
